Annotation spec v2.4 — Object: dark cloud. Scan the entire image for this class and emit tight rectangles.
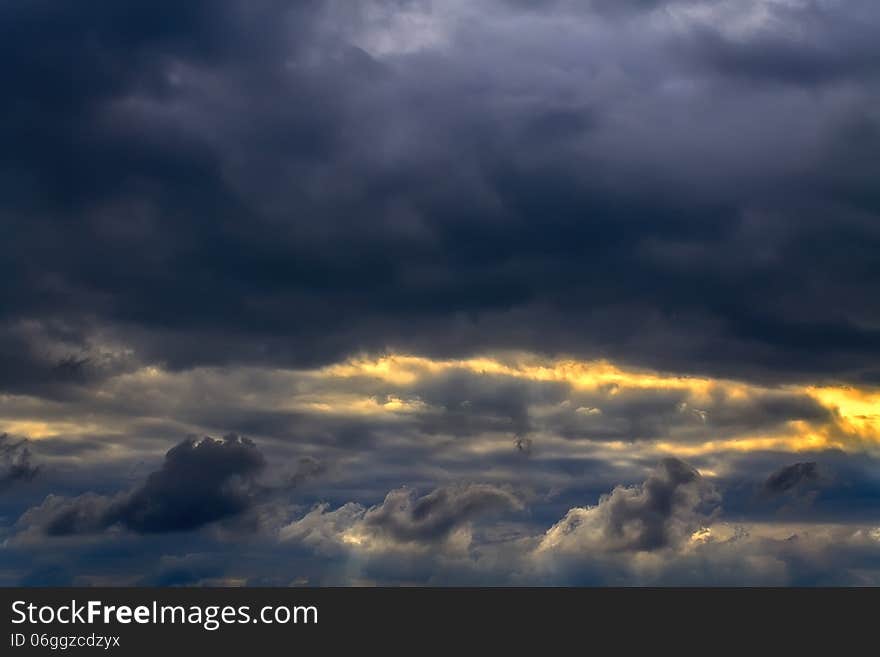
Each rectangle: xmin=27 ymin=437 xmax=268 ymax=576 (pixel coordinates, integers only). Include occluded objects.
xmin=35 ymin=493 xmax=118 ymax=537
xmin=764 ymin=462 xmax=822 ymax=497
xmin=0 ymin=321 xmax=125 ymax=398
xmin=4 ymin=0 xmax=880 ymax=586
xmin=107 ymin=434 xmax=266 ymax=533
xmin=680 ymin=1 xmax=880 ymax=85
xmin=20 ymin=435 xmax=268 ymax=535
xmin=0 ymin=0 xmax=878 ymax=385
xmin=514 ymin=436 xmax=533 ymax=455
xmin=607 ymin=458 xmax=715 ymax=550
xmin=9 ymin=455 xmax=880 ymax=586
xmin=288 ymin=456 xmax=327 ymax=488
xmin=701 ymin=451 xmax=880 ymax=524
xmin=0 ymin=434 xmax=40 ymax=492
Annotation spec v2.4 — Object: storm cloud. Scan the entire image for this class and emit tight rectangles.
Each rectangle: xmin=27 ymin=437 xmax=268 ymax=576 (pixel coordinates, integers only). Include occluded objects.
xmin=2 ymin=0 xmax=880 ymax=586
xmin=19 ymin=435 xmax=269 ymax=536
xmin=1 ymin=0 xmax=879 ymax=383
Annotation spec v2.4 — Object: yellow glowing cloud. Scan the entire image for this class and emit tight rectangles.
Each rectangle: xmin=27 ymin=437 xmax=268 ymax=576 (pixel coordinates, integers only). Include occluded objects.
xmin=807 ymin=386 xmax=880 ymax=436
xmin=318 ymin=353 xmax=880 ymax=451
xmin=0 ymin=419 xmax=109 ymax=440
xmin=4 ymin=352 xmax=880 ymax=457
xmin=320 ymin=353 xmax=736 ymax=401
xmin=300 ymin=394 xmax=426 ymax=416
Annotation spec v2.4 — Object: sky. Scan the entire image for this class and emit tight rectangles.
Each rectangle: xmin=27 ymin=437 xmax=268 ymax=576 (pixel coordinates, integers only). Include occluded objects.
xmin=2 ymin=0 xmax=880 ymax=586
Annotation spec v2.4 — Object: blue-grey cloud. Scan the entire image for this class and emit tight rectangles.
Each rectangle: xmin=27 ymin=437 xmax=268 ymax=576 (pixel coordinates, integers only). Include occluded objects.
xmin=763 ymin=462 xmax=822 ymax=496
xmin=1 ymin=0 xmax=879 ymax=384
xmin=19 ymin=435 xmax=270 ymax=536
xmin=4 ymin=0 xmax=880 ymax=587
xmin=0 ymin=434 xmax=39 ymax=492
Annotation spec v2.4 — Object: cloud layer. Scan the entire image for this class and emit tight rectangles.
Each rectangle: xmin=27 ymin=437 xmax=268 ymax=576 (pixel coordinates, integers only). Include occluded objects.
xmin=16 ymin=435 xmax=269 ymax=537
xmin=2 ymin=0 xmax=880 ymax=585
xmin=3 ymin=0 xmax=880 ymax=383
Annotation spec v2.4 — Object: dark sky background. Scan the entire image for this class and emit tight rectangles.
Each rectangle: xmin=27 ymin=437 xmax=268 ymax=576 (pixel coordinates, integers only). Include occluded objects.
xmin=2 ymin=0 xmax=880 ymax=585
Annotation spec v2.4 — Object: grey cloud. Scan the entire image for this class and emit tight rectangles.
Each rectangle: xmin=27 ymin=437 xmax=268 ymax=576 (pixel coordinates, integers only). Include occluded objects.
xmin=1 ymin=0 xmax=879 ymax=385
xmin=288 ymin=456 xmax=327 ymax=488
xmin=600 ymin=458 xmax=716 ymax=551
xmin=4 ymin=0 xmax=880 ymax=587
xmin=679 ymin=1 xmax=880 ymax=85
xmin=530 ymin=458 xmax=880 ymax=585
xmin=0 ymin=321 xmax=134 ymax=399
xmin=275 ymin=460 xmax=880 ymax=585
xmin=539 ymin=458 xmax=718 ymax=555
xmin=29 ymin=493 xmax=118 ymax=537
xmin=279 ymin=482 xmax=525 ymax=563
xmin=649 ymin=526 xmax=880 ymax=586
xmin=9 ymin=454 xmax=880 ymax=585
xmin=764 ymin=462 xmax=822 ymax=497
xmin=363 ymin=483 xmax=524 ymax=543
xmin=698 ymin=450 xmax=880 ymax=524
xmin=18 ymin=435 xmax=270 ymax=536
xmin=409 ymin=372 xmax=569 ymax=438
xmin=279 ymin=502 xmax=366 ymax=557
xmin=0 ymin=434 xmax=40 ymax=492
xmin=107 ymin=434 xmax=266 ymax=533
